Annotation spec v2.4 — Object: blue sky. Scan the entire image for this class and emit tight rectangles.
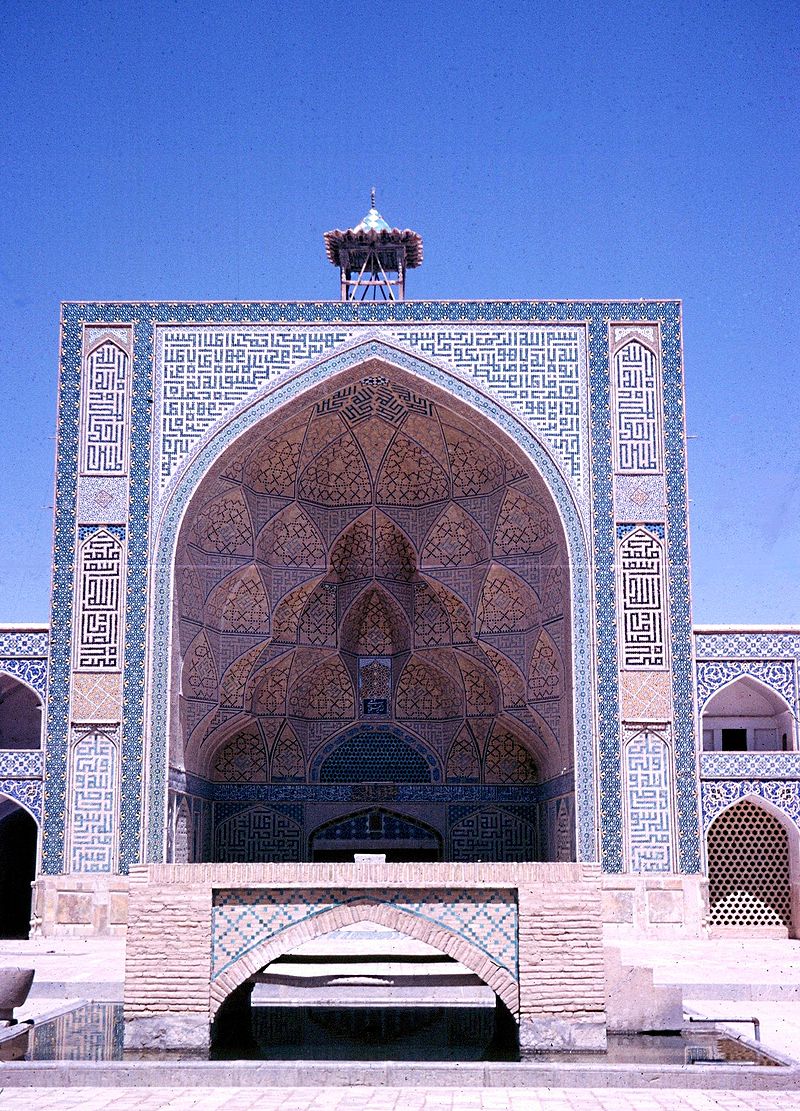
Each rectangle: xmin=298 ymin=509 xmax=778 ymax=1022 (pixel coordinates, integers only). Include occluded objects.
xmin=1 ymin=0 xmax=797 ymax=623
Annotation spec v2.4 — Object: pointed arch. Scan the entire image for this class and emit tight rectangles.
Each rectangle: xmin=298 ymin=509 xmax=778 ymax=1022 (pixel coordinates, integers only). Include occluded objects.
xmin=153 ymin=341 xmax=592 ymax=864
xmin=340 ymin=585 xmax=411 ymax=656
xmin=209 ymin=901 xmax=519 ymax=1019
xmin=493 ymin=487 xmax=555 ymax=555
xmin=181 ymin=631 xmax=218 ymax=701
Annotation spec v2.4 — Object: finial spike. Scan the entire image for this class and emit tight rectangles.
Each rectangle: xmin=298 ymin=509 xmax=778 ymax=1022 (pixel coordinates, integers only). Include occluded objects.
xmin=370 ymin=186 xmax=376 ymax=210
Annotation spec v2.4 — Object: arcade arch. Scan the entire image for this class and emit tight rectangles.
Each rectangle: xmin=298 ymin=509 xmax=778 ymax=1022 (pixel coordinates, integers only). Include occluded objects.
xmin=706 ymin=796 xmax=799 ymax=936
xmin=168 ymin=365 xmax=576 ymax=864
xmin=0 ymin=672 xmax=43 ymax=749
xmin=702 ymin=676 xmax=795 ymax=751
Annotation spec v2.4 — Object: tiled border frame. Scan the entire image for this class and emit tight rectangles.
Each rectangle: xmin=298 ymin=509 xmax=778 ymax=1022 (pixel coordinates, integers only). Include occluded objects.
xmin=148 ymin=337 xmax=594 ymax=863
xmin=44 ymin=300 xmax=699 ymax=877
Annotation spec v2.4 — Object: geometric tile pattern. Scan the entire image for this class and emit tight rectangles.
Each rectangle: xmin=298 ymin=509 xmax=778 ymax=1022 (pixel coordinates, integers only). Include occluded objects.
xmin=69 ymin=725 xmax=119 ymax=872
xmin=695 ymin=630 xmax=800 ymax=659
xmin=0 ymin=630 xmax=49 ymax=657
xmin=210 ymin=886 xmax=518 ymax=981
xmin=71 ymin=672 xmax=123 ymax=721
xmin=700 ymin=752 xmax=800 ymax=779
xmin=155 ymin=325 xmax=588 ymax=498
xmin=44 ymin=299 xmax=698 ymax=879
xmin=0 ymin=751 xmax=43 ymax=777
xmin=623 ymin=724 xmax=673 ymax=872
xmin=618 ymin=670 xmax=672 ymax=720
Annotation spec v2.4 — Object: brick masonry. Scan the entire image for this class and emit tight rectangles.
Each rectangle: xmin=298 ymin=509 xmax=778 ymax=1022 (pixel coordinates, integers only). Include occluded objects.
xmin=122 ymin=861 xmax=606 ymax=1051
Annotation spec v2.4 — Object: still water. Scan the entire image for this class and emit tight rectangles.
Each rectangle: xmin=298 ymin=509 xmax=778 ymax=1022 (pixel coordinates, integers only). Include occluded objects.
xmin=0 ymin=1002 xmax=780 ymax=1067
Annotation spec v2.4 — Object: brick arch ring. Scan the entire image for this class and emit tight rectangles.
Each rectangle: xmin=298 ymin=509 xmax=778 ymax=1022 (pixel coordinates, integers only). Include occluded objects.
xmin=209 ymin=899 xmax=519 ymax=1019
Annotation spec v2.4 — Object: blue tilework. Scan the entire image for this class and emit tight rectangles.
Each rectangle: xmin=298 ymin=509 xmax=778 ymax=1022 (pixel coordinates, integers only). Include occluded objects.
xmin=0 ymin=658 xmax=48 ymax=700
xmin=701 ymin=778 xmax=800 ymax=832
xmin=45 ymin=300 xmax=699 ymax=877
xmin=0 ymin=751 xmax=43 ymax=777
xmin=0 ymin=778 xmax=43 ymax=823
xmin=210 ymin=886 xmax=518 ymax=982
xmin=0 ymin=631 xmax=49 ymax=657
xmin=313 ymin=726 xmax=442 ymax=784
xmin=700 ymin=752 xmax=800 ymax=779
xmin=696 ymin=658 xmax=796 ymax=712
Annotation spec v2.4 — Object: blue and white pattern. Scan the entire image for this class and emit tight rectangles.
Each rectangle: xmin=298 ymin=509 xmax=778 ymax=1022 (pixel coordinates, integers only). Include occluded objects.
xmin=211 ymin=886 xmax=518 ymax=981
xmin=0 ymin=751 xmax=43 ymax=778
xmin=701 ymin=752 xmax=800 ymax=779
xmin=43 ymin=299 xmax=699 ymax=878
xmin=624 ymin=727 xmax=673 ymax=871
xmin=0 ymin=778 xmax=42 ymax=823
xmin=701 ymin=779 xmax=800 ymax=832
xmin=0 ymin=658 xmax=48 ymax=700
xmin=696 ymin=659 xmax=796 ymax=711
xmin=0 ymin=630 xmax=49 ymax=657
xmin=68 ymin=727 xmax=119 ymax=873
xmin=154 ymin=325 xmax=589 ymax=504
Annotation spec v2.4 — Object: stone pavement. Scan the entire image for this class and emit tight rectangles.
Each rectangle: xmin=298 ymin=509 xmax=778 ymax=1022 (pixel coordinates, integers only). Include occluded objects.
xmin=2 ymin=1089 xmax=800 ymax=1110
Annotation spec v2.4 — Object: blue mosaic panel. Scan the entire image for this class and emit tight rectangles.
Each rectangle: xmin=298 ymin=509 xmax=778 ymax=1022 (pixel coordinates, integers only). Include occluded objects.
xmin=47 ymin=299 xmax=698 ymax=877
xmin=214 ymin=804 xmax=303 ymax=863
xmin=0 ymin=778 xmax=42 ymax=823
xmin=696 ymin=659 xmax=796 ymax=711
xmin=69 ymin=728 xmax=118 ymax=873
xmin=211 ymin=886 xmax=518 ymax=982
xmin=0 ymin=658 xmax=48 ymax=699
xmin=0 ymin=751 xmax=43 ymax=777
xmin=701 ymin=779 xmax=800 ymax=831
xmin=695 ymin=631 xmax=800 ymax=660
xmin=0 ymin=630 xmax=49 ymax=657
xmin=313 ymin=810 xmax=439 ymax=843
xmin=154 ymin=325 xmax=588 ymax=500
xmin=315 ymin=727 xmax=440 ymax=783
xmin=700 ymin=752 xmax=800 ymax=779
xmin=624 ymin=727 xmax=673 ymax=872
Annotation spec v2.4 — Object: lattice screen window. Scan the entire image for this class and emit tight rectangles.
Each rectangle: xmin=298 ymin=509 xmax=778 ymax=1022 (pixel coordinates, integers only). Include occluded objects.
xmin=707 ymin=800 xmax=791 ymax=928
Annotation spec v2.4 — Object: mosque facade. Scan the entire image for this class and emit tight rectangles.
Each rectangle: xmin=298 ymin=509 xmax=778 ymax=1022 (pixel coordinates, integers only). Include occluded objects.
xmin=0 ymin=201 xmax=798 ymax=945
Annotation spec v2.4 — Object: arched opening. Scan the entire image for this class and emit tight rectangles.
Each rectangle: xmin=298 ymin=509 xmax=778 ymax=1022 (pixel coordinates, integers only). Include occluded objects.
xmin=0 ymin=673 xmax=43 ymax=749
xmin=706 ymin=798 xmax=797 ymax=936
xmin=702 ymin=676 xmax=795 ymax=752
xmin=0 ymin=797 xmax=38 ymax=937
xmin=309 ymin=807 xmax=443 ymax=862
xmin=167 ymin=362 xmax=576 ymax=863
xmin=211 ymin=918 xmax=518 ymax=1061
